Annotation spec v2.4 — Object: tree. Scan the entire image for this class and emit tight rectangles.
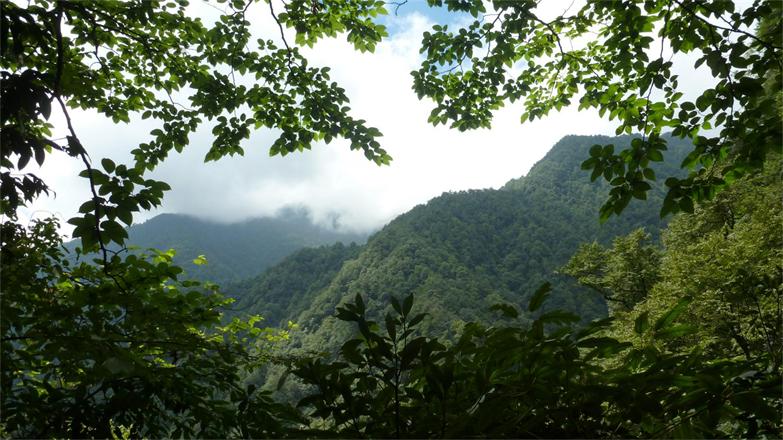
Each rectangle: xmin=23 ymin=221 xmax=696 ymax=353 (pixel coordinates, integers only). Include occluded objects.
xmin=4 ymin=0 xmax=781 ymax=253
xmin=0 ymin=218 xmax=300 ymax=437
xmin=412 ymin=0 xmax=782 ymax=220
xmin=2 ymin=1 xmax=392 ymax=435
xmin=622 ymin=155 xmax=782 ymax=362
xmin=561 ymin=228 xmax=662 ymax=313
xmin=1 ymin=0 xmax=390 ymax=254
xmin=292 ymin=291 xmax=782 ymax=438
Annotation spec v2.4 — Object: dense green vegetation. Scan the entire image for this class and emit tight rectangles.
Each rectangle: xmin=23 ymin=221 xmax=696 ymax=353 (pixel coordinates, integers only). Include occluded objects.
xmin=77 ymin=211 xmax=366 ymax=285
xmin=4 ymin=159 xmax=780 ymax=437
xmin=561 ymin=228 xmax=662 ymax=313
xmin=290 ymin=289 xmax=779 ymax=438
xmin=2 ymin=0 xmax=781 ymax=438
xmin=274 ymin=153 xmax=781 ymax=439
xmin=224 ymin=133 xmax=695 ymax=402
xmin=604 ymin=155 xmax=782 ymax=363
xmin=2 ymin=219 xmax=306 ymax=438
xmin=225 ymin=241 xmax=363 ymax=327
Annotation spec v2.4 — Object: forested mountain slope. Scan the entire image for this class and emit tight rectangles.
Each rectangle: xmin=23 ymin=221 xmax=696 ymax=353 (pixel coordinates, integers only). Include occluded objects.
xmin=71 ymin=210 xmax=367 ymax=285
xmin=232 ymin=135 xmax=690 ymax=351
xmin=225 ymin=242 xmax=363 ymax=326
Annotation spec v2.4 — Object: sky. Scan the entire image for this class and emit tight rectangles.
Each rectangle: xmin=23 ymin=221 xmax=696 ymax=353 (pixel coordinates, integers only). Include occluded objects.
xmin=20 ymin=0 xmax=709 ymax=236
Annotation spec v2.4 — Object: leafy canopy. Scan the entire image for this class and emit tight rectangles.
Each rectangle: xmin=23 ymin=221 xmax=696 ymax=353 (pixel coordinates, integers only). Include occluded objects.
xmin=2 ymin=1 xmax=391 ymax=436
xmin=1 ymin=0 xmax=390 ymax=255
xmin=1 ymin=218 xmax=298 ymax=438
xmin=413 ymin=0 xmax=782 ymax=220
xmin=561 ymin=228 xmax=661 ymax=312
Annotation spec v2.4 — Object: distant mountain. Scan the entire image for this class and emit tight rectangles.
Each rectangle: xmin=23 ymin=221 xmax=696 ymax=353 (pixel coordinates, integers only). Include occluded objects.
xmin=227 ymin=135 xmax=691 ymax=355
xmin=71 ymin=210 xmax=367 ymax=285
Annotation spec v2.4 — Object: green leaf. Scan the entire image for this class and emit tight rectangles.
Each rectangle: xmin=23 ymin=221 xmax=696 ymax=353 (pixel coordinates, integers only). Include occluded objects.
xmin=101 ymin=219 xmax=128 ymax=244
xmin=678 ymin=196 xmax=694 ymax=213
xmin=341 ymin=339 xmax=364 ymax=364
xmin=385 ymin=313 xmax=397 ymax=340
xmin=335 ymin=307 xmax=358 ymax=322
xmin=490 ymin=303 xmax=518 ymax=319
xmin=390 ymin=296 xmax=402 ymax=315
xmin=34 ymin=146 xmax=45 ymax=166
xmin=634 ymin=311 xmax=650 ymax=335
xmin=654 ymin=297 xmax=691 ymax=330
xmin=581 ymin=158 xmax=596 ymax=170
xmin=408 ymin=313 xmax=427 ymax=328
xmin=17 ymin=153 xmax=31 ymax=170
xmin=355 ymin=293 xmax=365 ymax=313
xmin=577 ymin=336 xmax=622 ymax=349
xmin=528 ymin=282 xmax=551 ymax=312
xmin=400 ymin=337 xmax=425 ymax=369
xmin=101 ymin=158 xmax=116 ymax=173
xmin=655 ymin=324 xmax=696 ymax=339
xmin=117 ymin=209 xmax=133 ymax=226
xmin=402 ymin=293 xmax=413 ymax=316
xmin=193 ymin=255 xmax=208 ymax=265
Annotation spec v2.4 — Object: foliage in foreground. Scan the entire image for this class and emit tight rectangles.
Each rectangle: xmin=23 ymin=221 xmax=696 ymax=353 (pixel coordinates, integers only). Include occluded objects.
xmin=0 ymin=219 xmax=299 ymax=438
xmin=2 ymin=215 xmax=781 ymax=438
xmin=291 ymin=292 xmax=781 ymax=438
xmin=571 ymin=157 xmax=783 ymax=364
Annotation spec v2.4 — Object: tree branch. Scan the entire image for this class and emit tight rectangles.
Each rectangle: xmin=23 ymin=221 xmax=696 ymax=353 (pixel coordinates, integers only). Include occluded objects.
xmin=53 ymin=1 xmax=64 ymax=95
xmin=268 ymin=0 xmax=293 ymax=69
xmin=677 ymin=0 xmax=782 ymax=51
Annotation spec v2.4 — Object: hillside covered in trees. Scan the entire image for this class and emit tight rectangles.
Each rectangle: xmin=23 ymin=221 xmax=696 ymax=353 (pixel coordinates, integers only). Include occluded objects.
xmin=227 ymin=134 xmax=689 ymax=337
xmin=226 ymin=241 xmax=363 ymax=327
